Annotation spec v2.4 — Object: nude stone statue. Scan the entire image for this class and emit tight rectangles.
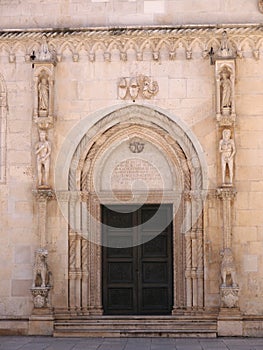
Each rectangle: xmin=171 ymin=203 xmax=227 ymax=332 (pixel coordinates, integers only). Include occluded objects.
xmin=220 ymin=70 xmax=232 ymax=109
xmin=219 ymin=129 xmax=236 ymax=185
xmin=35 ymin=130 xmax=51 ymax=188
xmin=38 ymin=77 xmax=49 ymax=114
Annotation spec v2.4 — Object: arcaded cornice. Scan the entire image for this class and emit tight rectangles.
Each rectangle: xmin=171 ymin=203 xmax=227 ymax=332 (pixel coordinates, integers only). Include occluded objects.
xmin=0 ymin=24 xmax=263 ymax=62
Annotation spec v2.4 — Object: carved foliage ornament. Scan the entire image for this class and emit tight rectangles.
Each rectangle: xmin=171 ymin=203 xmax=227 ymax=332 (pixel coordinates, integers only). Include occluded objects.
xmin=118 ymin=75 xmax=159 ymax=100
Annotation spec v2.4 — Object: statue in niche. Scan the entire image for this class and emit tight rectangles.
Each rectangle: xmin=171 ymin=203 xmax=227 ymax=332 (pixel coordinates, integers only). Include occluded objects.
xmin=220 ymin=68 xmax=232 ymax=110
xmin=220 ymin=248 xmax=238 ymax=288
xmin=219 ymin=129 xmax=235 ymax=185
xmin=38 ymin=76 xmax=49 ymax=116
xmin=35 ymin=130 xmax=51 ymax=188
xmin=32 ymin=248 xmax=50 ymax=288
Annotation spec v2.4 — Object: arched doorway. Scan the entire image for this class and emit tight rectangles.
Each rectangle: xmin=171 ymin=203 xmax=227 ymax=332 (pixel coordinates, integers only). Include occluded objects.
xmin=55 ymin=104 xmax=207 ymax=316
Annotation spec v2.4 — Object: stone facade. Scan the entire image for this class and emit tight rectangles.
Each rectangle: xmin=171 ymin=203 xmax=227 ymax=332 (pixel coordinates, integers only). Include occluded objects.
xmin=0 ymin=0 xmax=263 ymax=337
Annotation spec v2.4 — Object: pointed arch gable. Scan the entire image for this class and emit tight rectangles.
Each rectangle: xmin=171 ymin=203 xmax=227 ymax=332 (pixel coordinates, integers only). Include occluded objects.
xmin=54 ymin=104 xmax=207 ymax=192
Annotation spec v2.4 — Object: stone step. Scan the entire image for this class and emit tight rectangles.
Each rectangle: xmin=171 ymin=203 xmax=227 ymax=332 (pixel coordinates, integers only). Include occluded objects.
xmin=54 ymin=328 xmax=217 ymax=338
xmin=55 ymin=321 xmax=216 ymax=329
xmin=54 ymin=316 xmax=217 ymax=337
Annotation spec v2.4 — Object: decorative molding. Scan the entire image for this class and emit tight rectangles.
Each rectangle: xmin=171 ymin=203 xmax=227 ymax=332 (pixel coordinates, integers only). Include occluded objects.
xmin=0 ymin=25 xmax=263 ymax=62
xmin=33 ymin=188 xmax=55 ymax=201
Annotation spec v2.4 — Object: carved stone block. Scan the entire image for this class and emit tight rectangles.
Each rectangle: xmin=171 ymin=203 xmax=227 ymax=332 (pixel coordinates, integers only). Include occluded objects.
xmin=220 ymin=286 xmax=239 ymax=308
xmin=31 ymin=287 xmax=50 ymax=308
xmin=118 ymin=75 xmax=159 ymax=100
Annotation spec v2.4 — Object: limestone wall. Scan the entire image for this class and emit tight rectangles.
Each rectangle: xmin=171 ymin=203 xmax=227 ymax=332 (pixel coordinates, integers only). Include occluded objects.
xmin=0 ymin=0 xmax=263 ymax=29
xmin=0 ymin=23 xmax=263 ymax=336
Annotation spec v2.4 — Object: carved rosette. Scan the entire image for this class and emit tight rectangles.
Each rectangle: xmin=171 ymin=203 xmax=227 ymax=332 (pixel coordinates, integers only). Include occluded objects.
xmin=31 ymin=287 xmax=50 ymax=308
xmin=220 ymin=287 xmax=239 ymax=308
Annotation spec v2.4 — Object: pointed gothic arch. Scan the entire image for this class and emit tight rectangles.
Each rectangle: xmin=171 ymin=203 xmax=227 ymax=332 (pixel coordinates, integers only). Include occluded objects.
xmin=55 ymin=104 xmax=208 ymax=315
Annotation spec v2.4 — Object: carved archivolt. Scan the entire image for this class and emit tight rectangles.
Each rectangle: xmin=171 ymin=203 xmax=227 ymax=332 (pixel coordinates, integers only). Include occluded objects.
xmin=1 ymin=25 xmax=263 ymax=62
xmin=61 ymin=105 xmax=207 ymax=314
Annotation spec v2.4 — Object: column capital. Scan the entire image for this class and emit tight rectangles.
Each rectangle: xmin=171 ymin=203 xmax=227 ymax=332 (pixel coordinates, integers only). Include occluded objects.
xmin=216 ymin=186 xmax=237 ymax=201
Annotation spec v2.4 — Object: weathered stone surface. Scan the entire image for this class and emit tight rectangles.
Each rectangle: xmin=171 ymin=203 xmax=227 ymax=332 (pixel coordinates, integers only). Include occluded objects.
xmin=0 ymin=1 xmax=263 ymax=337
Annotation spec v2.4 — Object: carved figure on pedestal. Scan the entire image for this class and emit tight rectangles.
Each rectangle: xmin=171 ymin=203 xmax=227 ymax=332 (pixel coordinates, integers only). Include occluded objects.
xmin=220 ymin=248 xmax=238 ymax=288
xmin=38 ymin=76 xmax=49 ymax=116
xmin=32 ymin=248 xmax=49 ymax=288
xmin=219 ymin=129 xmax=235 ymax=185
xmin=37 ymin=35 xmax=53 ymax=61
xmin=35 ymin=130 xmax=51 ymax=188
xmin=216 ymin=31 xmax=235 ymax=59
xmin=220 ymin=69 xmax=232 ymax=111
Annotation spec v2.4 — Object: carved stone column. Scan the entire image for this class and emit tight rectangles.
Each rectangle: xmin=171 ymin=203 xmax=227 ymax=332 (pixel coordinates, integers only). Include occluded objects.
xmin=87 ymin=194 xmax=103 ymax=315
xmin=29 ymin=36 xmax=57 ymax=334
xmin=33 ymin=189 xmax=55 ymax=247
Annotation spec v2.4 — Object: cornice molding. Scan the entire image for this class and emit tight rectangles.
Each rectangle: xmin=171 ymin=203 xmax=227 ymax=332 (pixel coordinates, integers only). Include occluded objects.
xmin=0 ymin=24 xmax=263 ymax=62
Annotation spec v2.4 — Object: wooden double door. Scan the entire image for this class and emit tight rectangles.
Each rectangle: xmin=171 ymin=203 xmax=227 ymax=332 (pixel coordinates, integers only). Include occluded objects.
xmin=102 ymin=204 xmax=173 ymax=315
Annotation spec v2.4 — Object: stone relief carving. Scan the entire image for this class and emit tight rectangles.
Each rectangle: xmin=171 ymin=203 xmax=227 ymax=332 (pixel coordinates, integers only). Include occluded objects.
xmin=35 ymin=130 xmax=51 ymax=188
xmin=129 ymin=138 xmax=145 ymax=153
xmin=118 ymin=75 xmax=159 ymax=100
xmin=220 ymin=248 xmax=238 ymax=288
xmin=220 ymin=287 xmax=239 ymax=308
xmin=219 ymin=129 xmax=236 ymax=186
xmin=259 ymin=0 xmax=263 ymax=13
